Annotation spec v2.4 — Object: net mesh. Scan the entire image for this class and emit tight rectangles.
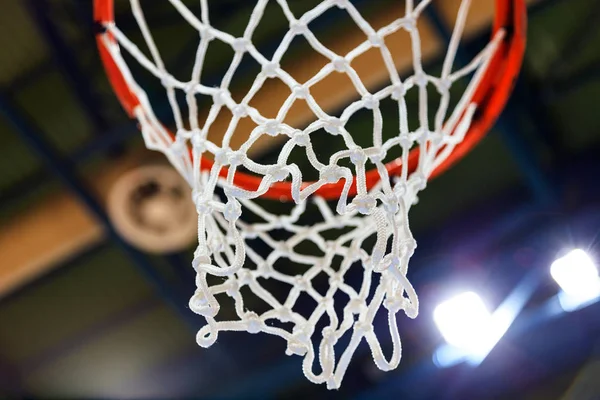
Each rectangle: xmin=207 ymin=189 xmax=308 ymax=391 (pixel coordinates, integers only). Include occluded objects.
xmin=98 ymin=0 xmax=503 ymax=388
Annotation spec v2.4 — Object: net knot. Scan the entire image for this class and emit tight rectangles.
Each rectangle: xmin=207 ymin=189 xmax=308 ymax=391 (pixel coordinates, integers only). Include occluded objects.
xmin=399 ymin=238 xmax=417 ymax=258
xmin=383 ymin=294 xmax=406 ymax=313
xmin=322 ymin=297 xmax=335 ymax=309
xmin=398 ymin=134 xmax=412 ymax=148
xmin=428 ymin=131 xmax=444 ymax=146
xmin=170 ymin=137 xmax=187 ymax=155
xmin=190 ymin=291 xmax=218 ymax=317
xmin=324 ymin=117 xmax=344 ymax=135
xmin=225 ymin=279 xmax=239 ymax=297
xmin=331 ymin=56 xmax=349 ymax=72
xmin=228 ymin=150 xmax=246 ymax=166
xmin=414 ymin=72 xmax=428 ymax=87
xmin=236 ymin=269 xmax=253 ymax=286
xmin=212 ymin=89 xmax=231 ymax=106
xmin=368 ymin=147 xmax=387 ymax=163
xmin=183 ymin=82 xmax=195 ymax=94
xmin=195 ymin=198 xmax=212 ymax=215
xmin=160 ymin=74 xmax=177 ymax=88
xmin=292 ymin=84 xmax=309 ymax=99
xmin=383 ymin=195 xmax=399 ymax=214
xmin=349 ymin=148 xmax=367 ymax=164
xmin=414 ymin=128 xmax=427 ymax=145
xmin=224 ymin=199 xmax=242 ymax=222
xmin=294 ymin=275 xmax=310 ymax=291
xmin=276 ymin=307 xmax=294 ymax=322
xmin=223 ymin=186 xmax=245 ymax=198
xmin=208 ymin=237 xmax=225 ymax=253
xmin=385 ymin=255 xmax=401 ymax=271
xmin=293 ymin=130 xmax=310 ymax=146
xmin=328 ymin=272 xmax=344 ymax=287
xmin=391 ymin=83 xmax=407 ymax=100
xmin=347 ymin=298 xmax=367 ymax=314
xmin=276 ymin=241 xmax=293 ymax=254
xmin=322 ymin=326 xmax=337 ymax=344
xmin=257 ymin=261 xmax=273 ymax=278
xmin=286 ymin=331 xmax=309 ymax=356
xmin=198 ymin=25 xmax=214 ymax=42
xmin=354 ymin=320 xmax=373 ymax=335
xmin=267 ymin=165 xmax=290 ymax=182
xmin=264 ymin=119 xmax=281 ymax=136
xmin=438 ymin=78 xmax=452 ymax=92
xmin=232 ymin=103 xmax=249 ymax=118
xmin=403 ymin=16 xmax=417 ymax=32
xmin=191 ymin=130 xmax=205 ymax=149
xmin=245 ymin=312 xmax=263 ymax=334
xmin=362 ymin=94 xmax=379 ymax=110
xmin=352 ymin=194 xmax=377 ymax=215
xmin=289 ymin=20 xmax=308 ymax=35
xmin=332 ymin=0 xmax=349 ymax=9
xmin=192 ymin=253 xmax=211 ymax=271
xmin=320 ymin=165 xmax=345 ymax=183
xmin=261 ymin=62 xmax=280 ymax=78
xmin=368 ymin=33 xmax=384 ymax=47
xmin=214 ymin=148 xmax=232 ymax=165
xmin=393 ymin=181 xmax=408 ymax=197
xmin=231 ymin=37 xmax=250 ymax=53
xmin=411 ymin=172 xmax=427 ymax=191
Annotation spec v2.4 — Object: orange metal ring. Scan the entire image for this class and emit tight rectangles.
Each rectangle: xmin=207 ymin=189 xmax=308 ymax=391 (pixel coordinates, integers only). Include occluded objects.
xmin=95 ymin=0 xmax=526 ymax=201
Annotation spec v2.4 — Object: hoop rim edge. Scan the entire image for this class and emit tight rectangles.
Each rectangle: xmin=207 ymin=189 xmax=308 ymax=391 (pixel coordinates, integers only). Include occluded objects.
xmin=94 ymin=0 xmax=527 ymax=201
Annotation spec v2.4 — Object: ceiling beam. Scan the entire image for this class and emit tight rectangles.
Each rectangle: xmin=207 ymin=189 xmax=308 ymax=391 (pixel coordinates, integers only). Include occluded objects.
xmin=0 ymin=193 xmax=102 ymax=296
xmin=0 ymin=150 xmax=158 ymax=298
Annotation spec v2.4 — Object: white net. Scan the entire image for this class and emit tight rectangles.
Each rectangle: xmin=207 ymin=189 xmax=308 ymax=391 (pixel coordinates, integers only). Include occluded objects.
xmin=98 ymin=0 xmax=503 ymax=388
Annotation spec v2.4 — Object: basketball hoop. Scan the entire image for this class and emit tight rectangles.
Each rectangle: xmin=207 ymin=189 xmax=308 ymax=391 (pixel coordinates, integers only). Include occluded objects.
xmin=95 ymin=0 xmax=526 ymax=388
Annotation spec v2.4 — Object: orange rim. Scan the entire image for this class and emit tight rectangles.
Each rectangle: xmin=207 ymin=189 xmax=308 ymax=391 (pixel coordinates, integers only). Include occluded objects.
xmin=95 ymin=0 xmax=526 ymax=200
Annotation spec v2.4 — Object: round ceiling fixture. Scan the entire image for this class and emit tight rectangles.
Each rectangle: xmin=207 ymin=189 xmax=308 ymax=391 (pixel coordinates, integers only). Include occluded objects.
xmin=107 ymin=164 xmax=196 ymax=253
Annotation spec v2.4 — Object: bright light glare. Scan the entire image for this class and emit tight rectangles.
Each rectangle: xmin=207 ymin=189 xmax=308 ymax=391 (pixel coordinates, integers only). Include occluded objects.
xmin=551 ymin=249 xmax=600 ymax=301
xmin=434 ymin=278 xmax=537 ymax=368
xmin=433 ymin=292 xmax=494 ymax=354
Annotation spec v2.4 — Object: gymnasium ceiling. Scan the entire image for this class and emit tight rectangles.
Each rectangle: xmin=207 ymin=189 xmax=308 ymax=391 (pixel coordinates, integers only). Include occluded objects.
xmin=0 ymin=0 xmax=599 ymax=398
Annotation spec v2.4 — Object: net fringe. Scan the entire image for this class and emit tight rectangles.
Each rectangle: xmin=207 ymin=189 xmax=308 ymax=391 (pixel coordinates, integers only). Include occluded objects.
xmin=99 ymin=0 xmax=503 ymax=388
